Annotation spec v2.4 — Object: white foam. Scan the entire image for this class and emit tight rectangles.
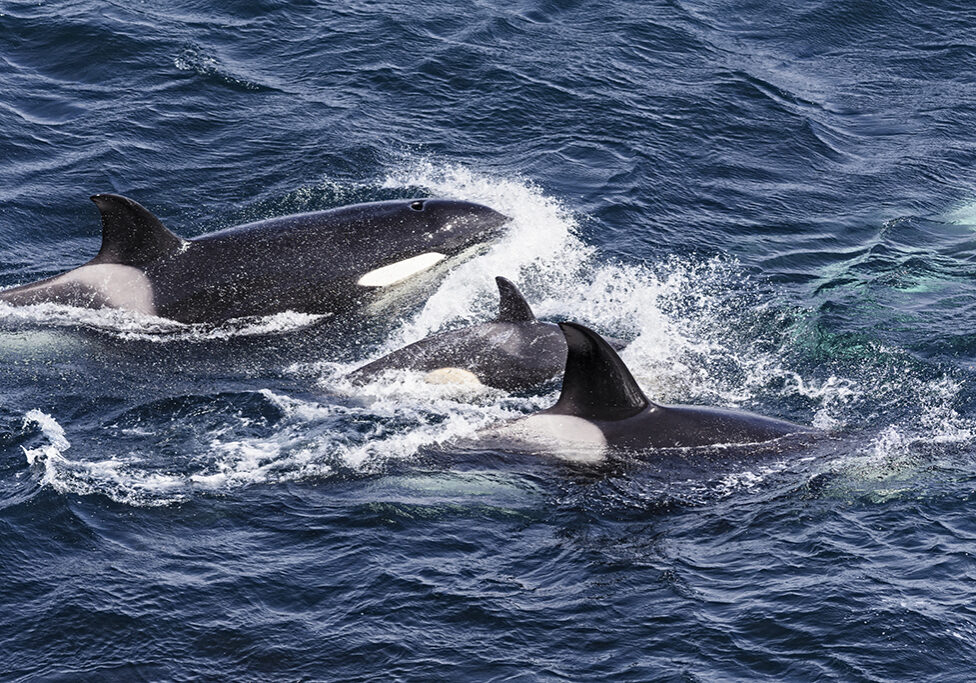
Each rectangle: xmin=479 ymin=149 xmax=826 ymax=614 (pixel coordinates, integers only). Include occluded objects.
xmin=355 ymin=161 xmax=976 ymax=462
xmin=0 ymin=299 xmax=324 ymax=342
xmin=381 ymin=164 xmax=840 ymax=419
xmin=22 ymin=409 xmax=70 ymax=486
xmin=190 ymin=387 xmax=515 ymax=483
xmin=340 ymin=161 xmax=861 ymax=422
xmin=811 ymin=374 xmax=976 ymax=501
xmin=15 ymin=162 xmax=974 ymax=506
xmin=379 ymin=162 xmax=592 ymax=347
xmin=711 ymin=465 xmax=781 ymax=497
xmin=943 ymin=199 xmax=976 ymax=226
xmin=17 ymin=381 xmax=524 ymax=506
xmin=22 ymin=409 xmax=188 ymax=505
xmin=19 ymin=397 xmax=340 ymax=504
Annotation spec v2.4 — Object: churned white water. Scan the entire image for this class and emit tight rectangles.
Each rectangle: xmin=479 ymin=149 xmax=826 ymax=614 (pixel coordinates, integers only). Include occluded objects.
xmin=9 ymin=162 xmax=976 ymax=505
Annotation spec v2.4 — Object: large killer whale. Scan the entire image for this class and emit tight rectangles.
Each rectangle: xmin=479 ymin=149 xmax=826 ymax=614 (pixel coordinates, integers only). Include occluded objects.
xmin=347 ymin=276 xmax=627 ymax=392
xmin=0 ymin=194 xmax=509 ymax=323
xmin=480 ymin=322 xmax=815 ymax=462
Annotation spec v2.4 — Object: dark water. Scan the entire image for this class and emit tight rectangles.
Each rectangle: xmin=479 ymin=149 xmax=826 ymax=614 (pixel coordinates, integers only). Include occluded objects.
xmin=2 ymin=0 xmax=976 ymax=679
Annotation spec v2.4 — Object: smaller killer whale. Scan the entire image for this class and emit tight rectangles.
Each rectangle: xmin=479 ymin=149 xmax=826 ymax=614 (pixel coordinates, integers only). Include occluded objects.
xmin=0 ymin=194 xmax=509 ymax=323
xmin=346 ymin=276 xmax=626 ymax=392
xmin=482 ymin=322 xmax=814 ymax=461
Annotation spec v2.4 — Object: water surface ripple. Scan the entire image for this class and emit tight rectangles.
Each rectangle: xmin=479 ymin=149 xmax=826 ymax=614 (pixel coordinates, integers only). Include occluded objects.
xmin=2 ymin=0 xmax=976 ymax=680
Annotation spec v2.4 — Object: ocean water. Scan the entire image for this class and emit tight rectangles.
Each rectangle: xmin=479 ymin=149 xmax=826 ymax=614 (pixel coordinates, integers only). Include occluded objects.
xmin=2 ymin=0 xmax=976 ymax=679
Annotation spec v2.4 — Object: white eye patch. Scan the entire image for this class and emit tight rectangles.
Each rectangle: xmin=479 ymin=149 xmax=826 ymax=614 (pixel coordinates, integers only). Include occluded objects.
xmin=356 ymin=252 xmax=447 ymax=288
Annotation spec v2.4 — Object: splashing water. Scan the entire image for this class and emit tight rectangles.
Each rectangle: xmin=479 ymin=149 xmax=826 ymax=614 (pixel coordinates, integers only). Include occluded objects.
xmin=0 ymin=300 xmax=325 ymax=342
xmin=7 ymin=162 xmax=975 ymax=506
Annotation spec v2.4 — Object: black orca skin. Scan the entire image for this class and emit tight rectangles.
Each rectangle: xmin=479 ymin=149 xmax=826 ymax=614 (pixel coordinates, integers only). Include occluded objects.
xmin=0 ymin=194 xmax=509 ymax=323
xmin=480 ymin=322 xmax=815 ymax=460
xmin=347 ymin=277 xmax=629 ymax=392
xmin=347 ymin=276 xmax=567 ymax=391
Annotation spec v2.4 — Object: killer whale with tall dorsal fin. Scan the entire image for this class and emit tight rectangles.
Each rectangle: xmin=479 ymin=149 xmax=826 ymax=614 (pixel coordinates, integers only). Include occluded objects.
xmin=478 ymin=321 xmax=816 ymax=461
xmin=346 ymin=276 xmax=627 ymax=392
xmin=0 ymin=193 xmax=509 ymax=324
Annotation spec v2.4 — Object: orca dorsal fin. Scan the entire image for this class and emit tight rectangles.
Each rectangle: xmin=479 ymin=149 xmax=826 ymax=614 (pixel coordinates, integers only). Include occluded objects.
xmin=495 ymin=276 xmax=536 ymax=323
xmin=89 ymin=193 xmax=185 ymax=267
xmin=549 ymin=322 xmax=652 ymax=421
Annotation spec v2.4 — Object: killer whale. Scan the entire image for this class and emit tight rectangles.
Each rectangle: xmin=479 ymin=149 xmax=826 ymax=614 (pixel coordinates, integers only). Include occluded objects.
xmin=347 ymin=276 xmax=627 ymax=392
xmin=482 ymin=322 xmax=815 ymax=461
xmin=347 ymin=276 xmax=565 ymax=391
xmin=0 ymin=194 xmax=509 ymax=323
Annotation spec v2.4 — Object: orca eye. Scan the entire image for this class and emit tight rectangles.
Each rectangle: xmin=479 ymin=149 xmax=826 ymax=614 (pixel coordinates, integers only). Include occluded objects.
xmin=410 ymin=200 xmax=425 ymax=211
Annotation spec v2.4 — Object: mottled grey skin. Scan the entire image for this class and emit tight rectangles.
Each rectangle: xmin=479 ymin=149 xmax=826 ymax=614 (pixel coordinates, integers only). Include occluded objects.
xmin=486 ymin=322 xmax=815 ymax=458
xmin=347 ymin=277 xmax=570 ymax=392
xmin=0 ymin=194 xmax=509 ymax=323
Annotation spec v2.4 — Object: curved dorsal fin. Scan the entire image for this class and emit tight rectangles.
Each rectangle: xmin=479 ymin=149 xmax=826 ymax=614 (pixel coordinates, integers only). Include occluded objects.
xmin=548 ymin=322 xmax=652 ymax=421
xmin=495 ymin=276 xmax=536 ymax=323
xmin=89 ymin=194 xmax=185 ymax=266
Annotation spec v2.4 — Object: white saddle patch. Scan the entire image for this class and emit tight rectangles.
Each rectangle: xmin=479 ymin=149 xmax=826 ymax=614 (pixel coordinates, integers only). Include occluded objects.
xmin=424 ymin=367 xmax=483 ymax=386
xmin=357 ymin=252 xmax=446 ymax=288
xmin=493 ymin=414 xmax=608 ymax=463
xmin=60 ymin=264 xmax=156 ymax=315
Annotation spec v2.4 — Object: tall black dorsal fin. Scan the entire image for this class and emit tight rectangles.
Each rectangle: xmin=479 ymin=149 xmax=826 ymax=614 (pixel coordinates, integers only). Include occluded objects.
xmin=89 ymin=194 xmax=185 ymax=266
xmin=495 ymin=276 xmax=536 ymax=323
xmin=548 ymin=322 xmax=652 ymax=421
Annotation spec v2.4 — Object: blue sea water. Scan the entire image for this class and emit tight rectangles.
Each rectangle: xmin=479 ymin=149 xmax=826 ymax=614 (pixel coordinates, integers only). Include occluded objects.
xmin=2 ymin=0 xmax=976 ymax=679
